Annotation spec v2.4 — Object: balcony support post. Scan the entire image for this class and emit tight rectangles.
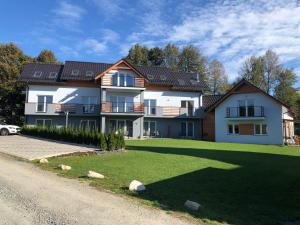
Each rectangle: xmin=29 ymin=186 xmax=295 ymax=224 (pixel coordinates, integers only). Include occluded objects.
xmin=101 ymin=116 xmax=106 ymax=133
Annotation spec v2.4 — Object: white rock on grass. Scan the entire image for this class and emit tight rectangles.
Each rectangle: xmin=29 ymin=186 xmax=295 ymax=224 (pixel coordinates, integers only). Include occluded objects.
xmin=129 ymin=180 xmax=146 ymax=192
xmin=87 ymin=171 xmax=104 ymax=179
xmin=39 ymin=158 xmax=48 ymax=164
xmin=184 ymin=200 xmax=201 ymax=211
xmin=58 ymin=164 xmax=71 ymax=171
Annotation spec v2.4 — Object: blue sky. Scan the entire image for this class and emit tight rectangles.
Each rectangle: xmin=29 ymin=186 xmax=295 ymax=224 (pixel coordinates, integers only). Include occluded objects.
xmin=1 ymin=0 xmax=300 ymax=86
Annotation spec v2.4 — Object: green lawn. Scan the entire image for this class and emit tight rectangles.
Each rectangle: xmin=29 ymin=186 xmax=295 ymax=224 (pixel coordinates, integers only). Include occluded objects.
xmin=38 ymin=139 xmax=300 ymax=225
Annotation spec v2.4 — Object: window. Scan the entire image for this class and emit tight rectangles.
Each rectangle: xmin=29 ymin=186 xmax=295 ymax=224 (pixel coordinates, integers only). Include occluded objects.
xmin=109 ymin=119 xmax=133 ymax=136
xmin=86 ymin=71 xmax=94 ymax=77
xmin=181 ymin=101 xmax=194 ymax=116
xmin=238 ymin=99 xmax=254 ymax=117
xmin=254 ymin=124 xmax=267 ymax=135
xmin=82 ymin=96 xmax=97 ymax=113
xmin=144 ymin=121 xmax=156 ymax=136
xmin=33 ymin=71 xmax=42 ymax=78
xmin=109 ymin=96 xmax=134 ymax=113
xmin=37 ymin=96 xmax=53 ymax=112
xmin=181 ymin=121 xmax=194 ymax=137
xmin=80 ymin=120 xmax=96 ymax=131
xmin=112 ymin=72 xmax=134 ymax=87
xmin=49 ymin=72 xmax=57 ymax=78
xmin=71 ymin=69 xmax=79 ymax=76
xmin=228 ymin=124 xmax=239 ymax=134
xmin=144 ymin=99 xmax=156 ymax=115
xmin=36 ymin=119 xmax=52 ymax=127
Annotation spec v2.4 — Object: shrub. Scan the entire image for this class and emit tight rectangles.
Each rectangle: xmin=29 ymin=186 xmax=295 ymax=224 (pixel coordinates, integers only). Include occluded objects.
xmin=100 ymin=133 xmax=107 ymax=151
xmin=21 ymin=126 xmax=125 ymax=151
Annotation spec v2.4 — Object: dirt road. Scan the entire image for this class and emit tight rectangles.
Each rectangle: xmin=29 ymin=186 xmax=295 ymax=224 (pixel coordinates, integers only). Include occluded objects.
xmin=0 ymin=154 xmax=192 ymax=225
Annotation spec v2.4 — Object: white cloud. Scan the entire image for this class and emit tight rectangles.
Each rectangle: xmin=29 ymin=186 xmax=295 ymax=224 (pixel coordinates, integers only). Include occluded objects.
xmin=82 ymin=38 xmax=107 ymax=55
xmin=165 ymin=0 xmax=300 ymax=80
xmin=101 ymin=29 xmax=120 ymax=43
xmin=89 ymin=0 xmax=121 ymax=17
xmin=52 ymin=1 xmax=86 ymax=31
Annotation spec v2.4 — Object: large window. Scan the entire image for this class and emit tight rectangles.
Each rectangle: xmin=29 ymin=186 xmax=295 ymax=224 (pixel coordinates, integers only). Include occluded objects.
xmin=228 ymin=124 xmax=239 ymax=134
xmin=254 ymin=123 xmax=267 ymax=135
xmin=181 ymin=121 xmax=194 ymax=137
xmin=144 ymin=99 xmax=156 ymax=115
xmin=181 ymin=101 xmax=194 ymax=116
xmin=144 ymin=121 xmax=156 ymax=136
xmin=109 ymin=119 xmax=133 ymax=136
xmin=37 ymin=96 xmax=53 ymax=112
xmin=36 ymin=119 xmax=52 ymax=127
xmin=110 ymin=96 xmax=134 ymax=112
xmin=82 ymin=96 xmax=97 ymax=114
xmin=112 ymin=72 xmax=134 ymax=87
xmin=80 ymin=120 xmax=96 ymax=131
xmin=238 ymin=99 xmax=254 ymax=117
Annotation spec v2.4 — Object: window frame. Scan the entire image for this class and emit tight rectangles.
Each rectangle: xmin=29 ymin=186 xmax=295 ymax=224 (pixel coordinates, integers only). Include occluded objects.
xmin=228 ymin=123 xmax=239 ymax=135
xmin=254 ymin=123 xmax=268 ymax=135
xmin=80 ymin=120 xmax=96 ymax=131
xmin=143 ymin=121 xmax=157 ymax=137
xmin=180 ymin=121 xmax=194 ymax=137
xmin=36 ymin=119 xmax=52 ymax=127
xmin=36 ymin=95 xmax=53 ymax=113
xmin=144 ymin=99 xmax=157 ymax=115
xmin=112 ymin=72 xmax=135 ymax=87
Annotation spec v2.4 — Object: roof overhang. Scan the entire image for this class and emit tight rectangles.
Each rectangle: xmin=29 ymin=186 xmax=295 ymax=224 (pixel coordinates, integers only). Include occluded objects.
xmin=206 ymin=79 xmax=291 ymax=112
xmin=94 ymin=59 xmax=148 ymax=81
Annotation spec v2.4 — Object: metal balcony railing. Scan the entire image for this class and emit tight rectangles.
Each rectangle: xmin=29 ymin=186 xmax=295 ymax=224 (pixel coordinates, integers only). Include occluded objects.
xmin=226 ymin=106 xmax=265 ymax=118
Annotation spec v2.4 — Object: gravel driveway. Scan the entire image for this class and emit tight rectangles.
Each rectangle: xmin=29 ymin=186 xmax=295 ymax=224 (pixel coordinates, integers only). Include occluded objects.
xmin=0 ymin=135 xmax=96 ymax=160
xmin=0 ymin=154 xmax=192 ymax=225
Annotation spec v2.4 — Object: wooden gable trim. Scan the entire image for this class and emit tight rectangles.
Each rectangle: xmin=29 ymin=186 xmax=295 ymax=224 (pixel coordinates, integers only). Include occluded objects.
xmin=206 ymin=79 xmax=290 ymax=112
xmin=94 ymin=59 xmax=148 ymax=81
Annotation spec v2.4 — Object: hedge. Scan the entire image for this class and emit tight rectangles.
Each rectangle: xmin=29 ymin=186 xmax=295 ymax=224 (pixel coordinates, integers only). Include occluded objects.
xmin=21 ymin=126 xmax=125 ymax=151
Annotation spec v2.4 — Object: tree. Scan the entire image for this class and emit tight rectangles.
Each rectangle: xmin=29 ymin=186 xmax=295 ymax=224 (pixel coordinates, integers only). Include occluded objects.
xmin=36 ymin=49 xmax=59 ymax=64
xmin=178 ymin=45 xmax=208 ymax=76
xmin=148 ymin=47 xmax=164 ymax=66
xmin=125 ymin=44 xmax=149 ymax=66
xmin=274 ymin=68 xmax=299 ymax=116
xmin=163 ymin=43 xmax=179 ymax=71
xmin=0 ymin=43 xmax=32 ymax=124
xmin=208 ymin=60 xmax=230 ymax=94
xmin=239 ymin=56 xmax=265 ymax=89
xmin=263 ymin=50 xmax=281 ymax=94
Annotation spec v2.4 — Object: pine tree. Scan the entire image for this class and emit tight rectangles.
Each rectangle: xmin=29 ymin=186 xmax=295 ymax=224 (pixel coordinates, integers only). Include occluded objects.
xmin=36 ymin=49 xmax=59 ymax=64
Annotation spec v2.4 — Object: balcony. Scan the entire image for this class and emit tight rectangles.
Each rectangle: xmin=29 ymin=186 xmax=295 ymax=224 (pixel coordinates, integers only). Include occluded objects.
xmin=101 ymin=76 xmax=145 ymax=88
xmin=25 ymin=103 xmax=100 ymax=116
xmin=101 ymin=101 xmax=144 ymax=114
xmin=226 ymin=106 xmax=265 ymax=119
xmin=144 ymin=106 xmax=201 ymax=117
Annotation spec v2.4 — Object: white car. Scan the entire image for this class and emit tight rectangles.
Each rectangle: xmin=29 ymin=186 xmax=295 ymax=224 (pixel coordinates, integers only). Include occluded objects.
xmin=0 ymin=122 xmax=21 ymax=136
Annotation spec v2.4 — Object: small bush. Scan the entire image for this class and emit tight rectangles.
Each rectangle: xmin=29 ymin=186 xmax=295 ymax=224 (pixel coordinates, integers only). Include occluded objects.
xmin=21 ymin=126 xmax=125 ymax=151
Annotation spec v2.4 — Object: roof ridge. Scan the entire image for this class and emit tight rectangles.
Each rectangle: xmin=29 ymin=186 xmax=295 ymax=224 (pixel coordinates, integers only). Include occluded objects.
xmin=65 ymin=60 xmax=113 ymax=65
xmin=24 ymin=62 xmax=64 ymax=66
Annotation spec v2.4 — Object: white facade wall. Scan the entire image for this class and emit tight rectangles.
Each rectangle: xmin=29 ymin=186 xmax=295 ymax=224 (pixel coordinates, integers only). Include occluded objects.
xmin=144 ymin=90 xmax=201 ymax=108
xmin=215 ymin=92 xmax=284 ymax=145
xmin=28 ymin=85 xmax=100 ymax=104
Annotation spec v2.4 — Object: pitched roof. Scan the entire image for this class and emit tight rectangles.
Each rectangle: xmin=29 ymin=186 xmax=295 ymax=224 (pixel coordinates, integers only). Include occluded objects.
xmin=206 ymin=79 xmax=291 ymax=112
xmin=61 ymin=61 xmax=112 ymax=80
xmin=19 ymin=62 xmax=63 ymax=83
xmin=202 ymin=95 xmax=224 ymax=109
xmin=20 ymin=60 xmax=208 ymax=91
xmin=134 ymin=65 xmax=208 ymax=91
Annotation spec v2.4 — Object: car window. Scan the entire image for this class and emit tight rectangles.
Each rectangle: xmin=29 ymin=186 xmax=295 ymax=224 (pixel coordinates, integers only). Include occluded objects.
xmin=0 ymin=122 xmax=7 ymax=125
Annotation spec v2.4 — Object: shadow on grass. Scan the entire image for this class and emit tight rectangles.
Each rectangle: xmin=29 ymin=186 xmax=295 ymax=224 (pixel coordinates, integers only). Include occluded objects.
xmin=127 ymin=144 xmax=300 ymax=225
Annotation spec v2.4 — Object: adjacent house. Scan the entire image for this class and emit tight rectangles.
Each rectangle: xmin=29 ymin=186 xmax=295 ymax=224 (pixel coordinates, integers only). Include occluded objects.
xmin=203 ymin=79 xmax=294 ymax=145
xmin=20 ymin=60 xmax=295 ymax=145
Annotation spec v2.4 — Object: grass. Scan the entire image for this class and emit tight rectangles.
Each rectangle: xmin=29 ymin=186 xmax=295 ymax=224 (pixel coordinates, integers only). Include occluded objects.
xmin=38 ymin=139 xmax=300 ymax=225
